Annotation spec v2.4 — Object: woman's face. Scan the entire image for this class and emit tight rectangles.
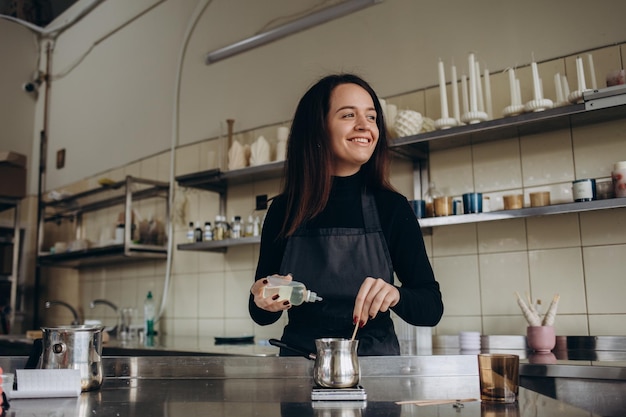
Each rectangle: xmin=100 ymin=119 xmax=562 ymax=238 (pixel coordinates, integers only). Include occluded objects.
xmin=327 ymin=83 xmax=379 ymax=176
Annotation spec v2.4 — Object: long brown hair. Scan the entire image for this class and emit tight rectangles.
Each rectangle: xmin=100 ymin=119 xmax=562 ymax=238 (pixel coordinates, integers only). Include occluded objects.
xmin=279 ymin=74 xmax=395 ymax=238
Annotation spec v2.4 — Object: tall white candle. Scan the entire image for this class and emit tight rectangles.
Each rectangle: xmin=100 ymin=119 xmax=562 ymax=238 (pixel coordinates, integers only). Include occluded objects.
xmin=587 ymin=54 xmax=597 ymax=90
xmin=554 ymin=73 xmax=564 ymax=103
xmin=475 ymin=61 xmax=484 ymax=112
xmin=451 ymin=65 xmax=460 ymax=122
xmin=484 ymin=68 xmax=492 ymax=119
xmin=561 ymin=74 xmax=570 ymax=97
xmin=515 ymin=79 xmax=522 ymax=105
xmin=468 ymin=53 xmax=478 ymax=112
xmin=461 ymin=74 xmax=469 ymax=114
xmin=438 ymin=59 xmax=449 ymax=119
xmin=531 ymin=62 xmax=542 ymax=100
xmin=508 ymin=68 xmax=517 ymax=106
xmin=575 ymin=56 xmax=586 ymax=91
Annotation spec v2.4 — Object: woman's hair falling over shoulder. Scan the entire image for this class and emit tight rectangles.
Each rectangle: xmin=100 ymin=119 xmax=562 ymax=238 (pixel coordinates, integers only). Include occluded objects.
xmin=279 ymin=73 xmax=395 ymax=238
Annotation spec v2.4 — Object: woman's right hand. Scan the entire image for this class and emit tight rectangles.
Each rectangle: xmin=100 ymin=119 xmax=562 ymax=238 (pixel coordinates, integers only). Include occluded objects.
xmin=250 ymin=274 xmax=293 ymax=312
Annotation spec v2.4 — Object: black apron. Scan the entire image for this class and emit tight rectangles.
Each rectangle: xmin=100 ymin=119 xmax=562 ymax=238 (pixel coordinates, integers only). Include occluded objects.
xmin=278 ymin=187 xmax=400 ymax=356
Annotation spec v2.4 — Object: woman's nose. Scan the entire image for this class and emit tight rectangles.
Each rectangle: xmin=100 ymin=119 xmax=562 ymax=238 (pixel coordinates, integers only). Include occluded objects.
xmin=355 ymin=114 xmax=370 ymax=131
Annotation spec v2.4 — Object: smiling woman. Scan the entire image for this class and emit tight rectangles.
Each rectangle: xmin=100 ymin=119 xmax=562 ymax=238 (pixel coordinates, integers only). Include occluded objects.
xmin=249 ymin=73 xmax=443 ymax=357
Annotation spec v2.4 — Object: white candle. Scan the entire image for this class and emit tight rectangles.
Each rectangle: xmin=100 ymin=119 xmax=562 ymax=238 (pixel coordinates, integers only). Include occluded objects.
xmin=554 ymin=73 xmax=564 ymax=103
xmin=461 ymin=74 xmax=469 ymax=114
xmin=508 ymin=68 xmax=517 ymax=106
xmin=531 ymin=62 xmax=542 ymax=100
xmin=587 ymin=54 xmax=597 ymax=90
xmin=438 ymin=59 xmax=449 ymax=119
xmin=451 ymin=65 xmax=460 ymax=122
xmin=468 ymin=53 xmax=478 ymax=112
xmin=515 ymin=79 xmax=522 ymax=105
xmin=561 ymin=74 xmax=570 ymax=97
xmin=576 ymin=56 xmax=586 ymax=91
xmin=484 ymin=68 xmax=492 ymax=119
xmin=475 ymin=61 xmax=484 ymax=112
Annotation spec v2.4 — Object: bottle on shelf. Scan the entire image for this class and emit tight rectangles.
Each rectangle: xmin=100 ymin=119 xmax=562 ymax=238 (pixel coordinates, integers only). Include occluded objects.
xmin=213 ymin=215 xmax=228 ymax=240
xmin=230 ymin=215 xmax=242 ymax=239
xmin=204 ymin=222 xmax=213 ymax=241
xmin=262 ymin=276 xmax=323 ymax=306
xmin=244 ymin=215 xmax=255 ymax=237
xmin=186 ymin=222 xmax=195 ymax=243
xmin=194 ymin=221 xmax=203 ymax=242
xmin=423 ymin=182 xmax=443 ymax=217
xmin=144 ymin=291 xmax=156 ymax=337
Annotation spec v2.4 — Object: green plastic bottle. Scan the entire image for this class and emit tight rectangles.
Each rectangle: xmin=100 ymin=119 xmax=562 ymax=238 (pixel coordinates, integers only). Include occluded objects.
xmin=144 ymin=291 xmax=156 ymax=336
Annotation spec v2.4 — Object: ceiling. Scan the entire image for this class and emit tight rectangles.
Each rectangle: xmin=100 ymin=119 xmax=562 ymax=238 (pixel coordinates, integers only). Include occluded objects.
xmin=0 ymin=0 xmax=78 ymax=27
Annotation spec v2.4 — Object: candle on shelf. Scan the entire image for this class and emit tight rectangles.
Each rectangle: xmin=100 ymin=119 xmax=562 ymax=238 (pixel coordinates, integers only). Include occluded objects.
xmin=561 ymin=74 xmax=570 ymax=97
xmin=554 ymin=73 xmax=564 ymax=103
xmin=515 ymin=79 xmax=522 ymax=105
xmin=508 ymin=68 xmax=517 ymax=106
xmin=531 ymin=62 xmax=542 ymax=100
xmin=575 ymin=56 xmax=587 ymax=91
xmin=438 ymin=59 xmax=449 ymax=119
xmin=475 ymin=61 xmax=485 ymax=112
xmin=468 ymin=53 xmax=478 ymax=112
xmin=461 ymin=74 xmax=469 ymax=114
xmin=587 ymin=54 xmax=597 ymax=90
xmin=483 ymin=68 xmax=493 ymax=119
xmin=451 ymin=64 xmax=460 ymax=122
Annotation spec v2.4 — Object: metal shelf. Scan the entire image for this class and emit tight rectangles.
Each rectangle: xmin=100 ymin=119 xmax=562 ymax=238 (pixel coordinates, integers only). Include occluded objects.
xmin=37 ymin=176 xmax=170 ymax=268
xmin=177 ymin=236 xmax=260 ymax=253
xmin=37 ymin=243 xmax=167 ymax=268
xmin=418 ymin=198 xmax=626 ymax=228
xmin=174 ymin=86 xmax=626 ymax=251
xmin=389 ymin=86 xmax=626 ymax=160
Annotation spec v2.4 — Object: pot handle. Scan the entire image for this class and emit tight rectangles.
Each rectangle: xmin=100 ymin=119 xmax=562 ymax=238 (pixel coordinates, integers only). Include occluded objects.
xmin=268 ymin=338 xmax=316 ymax=360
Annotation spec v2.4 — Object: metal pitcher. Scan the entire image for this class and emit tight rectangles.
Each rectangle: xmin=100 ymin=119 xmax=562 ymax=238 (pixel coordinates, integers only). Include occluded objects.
xmin=40 ymin=325 xmax=105 ymax=391
xmin=313 ymin=338 xmax=360 ymax=388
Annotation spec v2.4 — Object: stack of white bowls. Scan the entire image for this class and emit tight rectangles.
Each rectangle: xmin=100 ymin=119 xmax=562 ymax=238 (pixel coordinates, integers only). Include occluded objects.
xmin=459 ymin=331 xmax=481 ymax=354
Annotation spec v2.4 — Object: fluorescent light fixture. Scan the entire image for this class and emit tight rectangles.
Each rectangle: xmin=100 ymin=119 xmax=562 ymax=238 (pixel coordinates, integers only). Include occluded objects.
xmin=205 ymin=0 xmax=382 ymax=65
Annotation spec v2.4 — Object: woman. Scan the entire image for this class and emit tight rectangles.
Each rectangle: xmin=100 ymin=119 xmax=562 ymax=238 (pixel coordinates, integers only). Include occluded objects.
xmin=249 ymin=73 xmax=443 ymax=356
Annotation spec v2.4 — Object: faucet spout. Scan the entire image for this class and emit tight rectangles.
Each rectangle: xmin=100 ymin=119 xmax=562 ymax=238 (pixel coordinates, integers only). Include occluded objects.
xmin=89 ymin=299 xmax=118 ymax=312
xmin=45 ymin=300 xmax=80 ymax=325
xmin=89 ymin=299 xmax=119 ymax=334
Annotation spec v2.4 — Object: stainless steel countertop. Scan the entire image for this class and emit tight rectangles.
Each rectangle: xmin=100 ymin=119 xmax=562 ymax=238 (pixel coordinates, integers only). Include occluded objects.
xmin=0 ymin=356 xmax=609 ymax=417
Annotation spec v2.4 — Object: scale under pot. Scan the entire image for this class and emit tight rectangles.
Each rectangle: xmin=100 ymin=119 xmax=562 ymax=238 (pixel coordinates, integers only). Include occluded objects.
xmin=311 ymin=385 xmax=367 ymax=401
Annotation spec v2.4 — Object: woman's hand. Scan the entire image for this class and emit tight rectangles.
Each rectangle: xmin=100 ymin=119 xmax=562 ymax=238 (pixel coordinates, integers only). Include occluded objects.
xmin=250 ymin=274 xmax=293 ymax=312
xmin=353 ymin=277 xmax=400 ymax=327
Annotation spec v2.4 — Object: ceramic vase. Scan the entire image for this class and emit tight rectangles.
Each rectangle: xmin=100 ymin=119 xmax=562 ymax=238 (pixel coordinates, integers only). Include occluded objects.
xmin=526 ymin=325 xmax=556 ymax=352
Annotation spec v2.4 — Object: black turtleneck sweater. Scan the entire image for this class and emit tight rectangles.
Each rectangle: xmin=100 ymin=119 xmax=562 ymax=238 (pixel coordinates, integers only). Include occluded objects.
xmin=249 ymin=171 xmax=443 ymax=328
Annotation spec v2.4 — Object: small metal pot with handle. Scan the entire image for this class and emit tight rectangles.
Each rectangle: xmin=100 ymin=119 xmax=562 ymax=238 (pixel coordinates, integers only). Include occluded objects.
xmin=269 ymin=337 xmax=360 ymax=388
xmin=40 ymin=325 xmax=105 ymax=391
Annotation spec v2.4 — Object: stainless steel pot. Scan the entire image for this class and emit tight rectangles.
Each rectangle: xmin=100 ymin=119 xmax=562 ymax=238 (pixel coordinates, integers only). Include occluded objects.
xmin=269 ymin=338 xmax=360 ymax=388
xmin=40 ymin=325 xmax=104 ymax=391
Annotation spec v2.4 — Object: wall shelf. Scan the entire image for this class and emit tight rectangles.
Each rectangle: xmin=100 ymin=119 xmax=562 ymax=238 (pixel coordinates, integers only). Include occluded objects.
xmin=418 ymin=197 xmax=626 ymax=228
xmin=389 ymin=86 xmax=626 ymax=160
xmin=175 ymin=86 xmax=626 ymax=251
xmin=37 ymin=176 xmax=170 ymax=268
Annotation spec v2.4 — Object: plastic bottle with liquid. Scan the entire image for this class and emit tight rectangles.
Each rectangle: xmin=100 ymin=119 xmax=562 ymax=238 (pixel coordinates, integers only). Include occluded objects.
xmin=262 ymin=276 xmax=323 ymax=306
xmin=230 ymin=216 xmax=242 ymax=239
xmin=144 ymin=291 xmax=156 ymax=337
xmin=186 ymin=222 xmax=195 ymax=242
xmin=204 ymin=222 xmax=213 ymax=241
xmin=194 ymin=221 xmax=203 ymax=242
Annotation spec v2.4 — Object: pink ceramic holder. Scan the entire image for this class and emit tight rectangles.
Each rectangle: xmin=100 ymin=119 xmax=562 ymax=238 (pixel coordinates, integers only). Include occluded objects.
xmin=526 ymin=326 xmax=556 ymax=352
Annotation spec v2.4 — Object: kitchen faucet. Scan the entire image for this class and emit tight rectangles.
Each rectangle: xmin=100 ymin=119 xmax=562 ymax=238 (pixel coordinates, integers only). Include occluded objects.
xmin=44 ymin=300 xmax=80 ymax=325
xmin=89 ymin=299 xmax=119 ymax=334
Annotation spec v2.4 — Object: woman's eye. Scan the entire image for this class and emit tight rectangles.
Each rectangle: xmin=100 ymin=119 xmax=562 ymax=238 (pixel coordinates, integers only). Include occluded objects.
xmin=367 ymin=114 xmax=376 ymax=121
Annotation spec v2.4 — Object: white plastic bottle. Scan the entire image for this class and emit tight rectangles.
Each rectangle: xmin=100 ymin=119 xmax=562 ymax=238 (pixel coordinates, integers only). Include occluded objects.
xmin=144 ymin=291 xmax=156 ymax=336
xmin=262 ymin=276 xmax=322 ymax=306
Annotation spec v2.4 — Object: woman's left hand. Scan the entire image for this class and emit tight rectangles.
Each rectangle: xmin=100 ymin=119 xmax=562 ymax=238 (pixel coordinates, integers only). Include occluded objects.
xmin=353 ymin=277 xmax=400 ymax=328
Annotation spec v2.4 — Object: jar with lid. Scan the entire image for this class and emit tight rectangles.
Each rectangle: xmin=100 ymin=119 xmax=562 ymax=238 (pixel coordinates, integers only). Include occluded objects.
xmin=423 ymin=182 xmax=443 ymax=217
xmin=213 ymin=215 xmax=228 ymax=240
xmin=186 ymin=222 xmax=195 ymax=243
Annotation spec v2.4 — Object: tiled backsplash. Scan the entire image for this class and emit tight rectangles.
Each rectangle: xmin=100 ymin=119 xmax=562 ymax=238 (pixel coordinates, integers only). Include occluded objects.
xmin=39 ymin=43 xmax=626 ymax=340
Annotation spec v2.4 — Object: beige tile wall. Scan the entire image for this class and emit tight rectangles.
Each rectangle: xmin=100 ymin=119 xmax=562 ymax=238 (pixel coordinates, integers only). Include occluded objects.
xmin=40 ymin=43 xmax=626 ymax=340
